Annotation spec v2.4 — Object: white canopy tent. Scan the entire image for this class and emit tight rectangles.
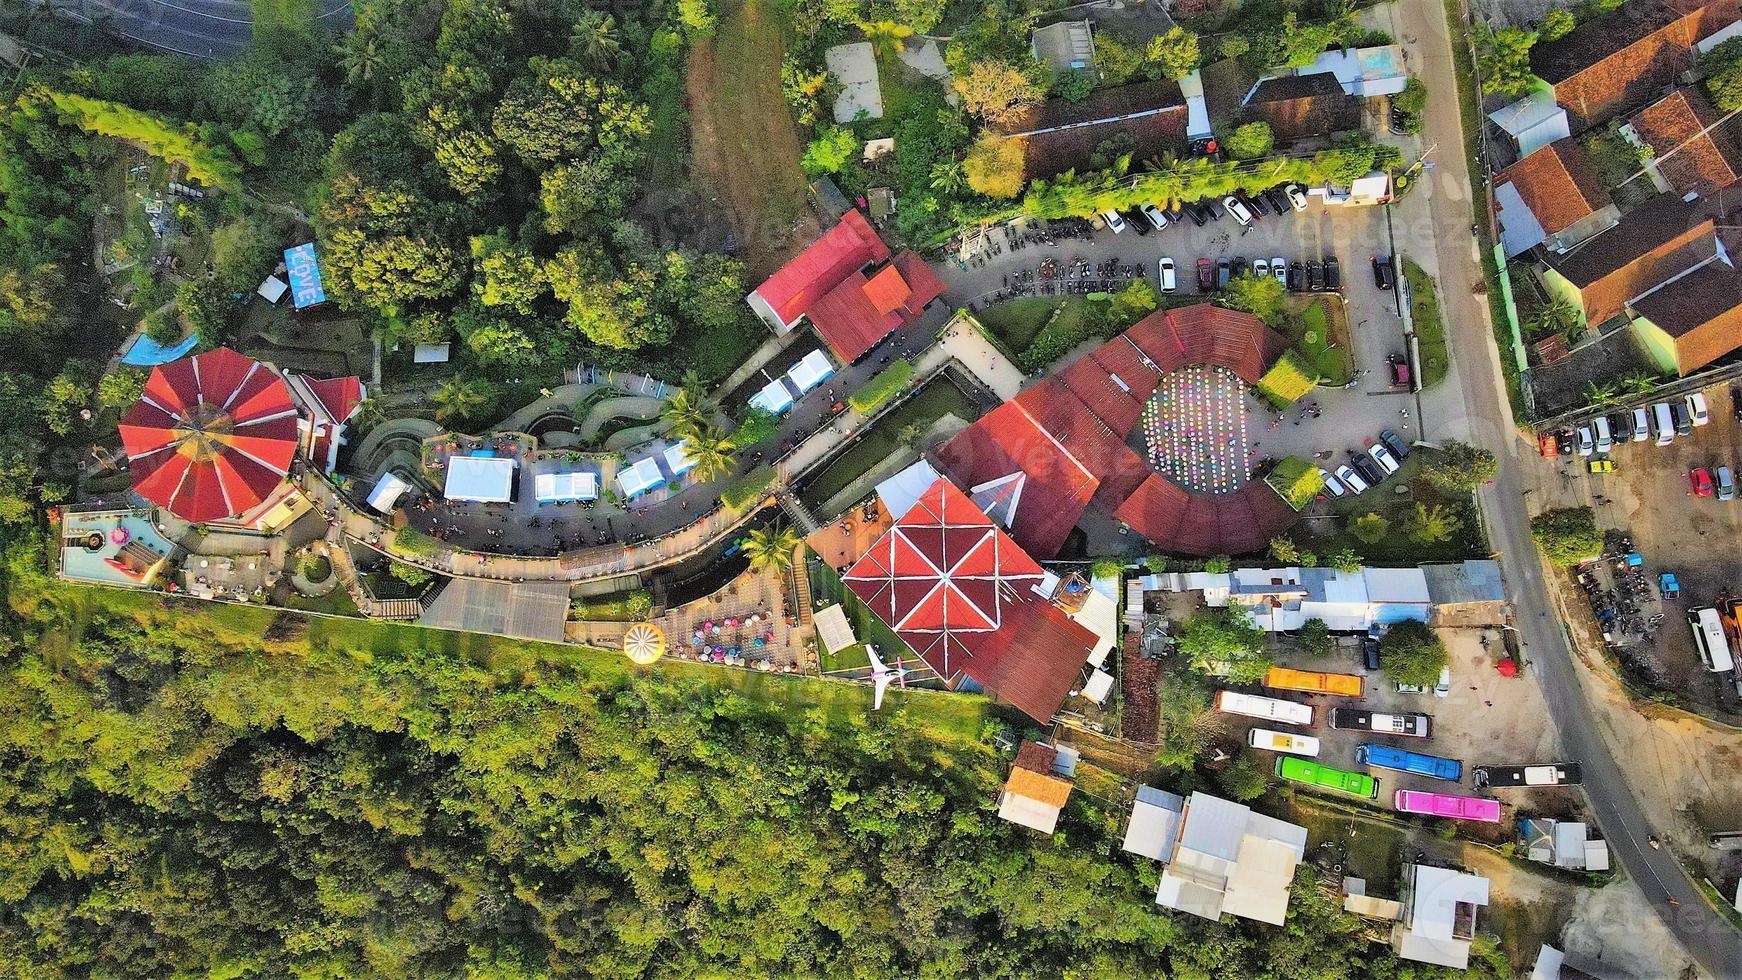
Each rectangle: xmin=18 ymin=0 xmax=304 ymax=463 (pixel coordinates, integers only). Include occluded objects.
xmin=750 ymin=378 xmax=795 ymax=415
xmin=786 ymin=349 xmax=834 ymax=393
xmin=444 ymin=455 xmax=516 ymax=503
xmin=366 ymin=471 xmax=412 ymax=513
xmin=663 ymin=440 xmax=696 ymax=477
xmin=534 ymin=470 xmax=597 ymax=502
xmin=256 ymin=275 xmax=289 ymax=304
xmin=617 ymin=457 xmax=666 ymax=498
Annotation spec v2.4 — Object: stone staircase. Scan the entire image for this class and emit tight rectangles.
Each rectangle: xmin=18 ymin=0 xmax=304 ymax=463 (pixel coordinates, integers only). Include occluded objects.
xmin=779 ymin=494 xmax=822 ymax=534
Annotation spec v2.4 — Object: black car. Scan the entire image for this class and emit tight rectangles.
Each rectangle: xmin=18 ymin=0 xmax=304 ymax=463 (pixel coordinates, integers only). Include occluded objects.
xmin=1287 ymin=262 xmax=1304 ymax=292
xmin=1123 ymin=208 xmax=1150 ymax=236
xmin=1324 ymin=256 xmax=1341 ymax=290
xmin=1216 ymin=257 xmax=1231 ymax=289
xmin=1263 ymin=186 xmax=1292 ymax=214
xmin=1231 ymin=255 xmax=1248 ymax=279
xmin=1554 ymin=428 xmax=1575 ymax=455
xmin=1203 ymin=197 xmax=1224 ymax=220
xmin=1306 ymin=259 xmax=1325 ymax=291
xmin=1371 ymin=255 xmax=1396 ymax=290
xmin=1351 ymin=453 xmax=1385 ymax=486
xmin=1362 ymin=637 xmax=1381 ymax=671
xmin=1184 ymin=202 xmax=1210 ymax=227
xmin=1379 ymin=428 xmax=1411 ymax=459
xmin=1610 ymin=411 xmax=1633 ymax=441
xmin=1672 ymin=400 xmax=1694 ymax=435
xmin=1240 ymin=190 xmax=1269 ymax=218
xmin=1165 ymin=204 xmax=1185 ymax=224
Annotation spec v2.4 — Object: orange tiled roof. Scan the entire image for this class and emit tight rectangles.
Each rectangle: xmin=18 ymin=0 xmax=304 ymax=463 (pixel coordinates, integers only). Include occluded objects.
xmin=1628 ymin=88 xmax=1742 ymax=195
xmin=1493 ymin=138 xmax=1610 ymax=236
xmin=1006 ymin=767 xmax=1073 ymax=808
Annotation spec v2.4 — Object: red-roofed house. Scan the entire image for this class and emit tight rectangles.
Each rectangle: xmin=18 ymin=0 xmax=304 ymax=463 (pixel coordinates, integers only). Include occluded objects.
xmin=843 ymin=477 xmax=1098 ymax=723
xmin=746 ymin=211 xmax=947 ymax=362
xmin=1624 ymin=88 xmax=1742 ymax=196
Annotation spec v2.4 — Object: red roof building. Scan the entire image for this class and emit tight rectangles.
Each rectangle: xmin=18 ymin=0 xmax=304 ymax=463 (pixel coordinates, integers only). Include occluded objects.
xmin=1626 ymin=88 xmax=1742 ymax=196
xmin=843 ymin=477 xmax=1098 ymax=723
xmin=746 ymin=210 xmax=946 ymax=362
xmin=118 ymin=347 xmax=302 ymax=524
xmin=932 ymin=304 xmax=1298 ymax=557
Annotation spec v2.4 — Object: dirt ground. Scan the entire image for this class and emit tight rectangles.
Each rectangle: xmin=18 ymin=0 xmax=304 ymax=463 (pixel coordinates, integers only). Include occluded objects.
xmin=685 ymin=0 xmax=821 ymax=280
xmin=1526 ymin=380 xmax=1742 ymax=712
xmin=1558 ymin=875 xmax=1701 ymax=979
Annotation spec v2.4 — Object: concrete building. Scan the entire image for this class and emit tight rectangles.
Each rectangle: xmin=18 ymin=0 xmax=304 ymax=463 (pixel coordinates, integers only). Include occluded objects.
xmin=1392 ymin=864 xmax=1491 ymax=970
xmin=1124 ymin=790 xmax=1309 ymax=925
xmin=997 ymin=740 xmax=1077 ymax=833
xmin=1139 ymin=560 xmax=1506 ymax=632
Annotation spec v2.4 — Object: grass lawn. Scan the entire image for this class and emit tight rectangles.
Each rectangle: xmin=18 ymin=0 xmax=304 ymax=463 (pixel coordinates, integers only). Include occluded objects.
xmin=1309 ymin=454 xmax=1486 ymax=563
xmin=808 ymin=553 xmax=917 ymax=675
xmin=64 ymin=583 xmax=990 ymax=746
xmin=1402 ymin=259 xmax=1449 ymax=389
xmin=1281 ymin=296 xmax=1353 ymax=385
xmin=1289 ymin=797 xmax=1407 ymax=891
xmin=802 ymin=378 xmax=978 ymax=506
xmin=572 ymin=589 xmax=650 ymax=622
xmin=976 ymin=296 xmax=1088 ymax=356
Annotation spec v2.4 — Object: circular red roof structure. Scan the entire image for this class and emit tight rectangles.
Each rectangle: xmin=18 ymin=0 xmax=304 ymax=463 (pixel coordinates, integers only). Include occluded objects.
xmin=117 ymin=347 xmax=300 ymax=523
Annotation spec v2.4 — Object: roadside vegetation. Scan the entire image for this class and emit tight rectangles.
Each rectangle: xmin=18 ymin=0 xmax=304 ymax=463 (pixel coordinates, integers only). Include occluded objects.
xmin=1402 ymin=259 xmax=1448 ymax=388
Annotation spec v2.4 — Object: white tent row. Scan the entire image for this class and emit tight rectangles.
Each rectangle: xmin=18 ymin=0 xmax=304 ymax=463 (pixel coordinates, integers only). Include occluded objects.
xmin=750 ymin=378 xmax=795 ymax=415
xmin=366 ymin=471 xmax=412 ymax=513
xmin=617 ymin=456 xmax=665 ymax=498
xmin=663 ymin=440 xmax=696 ymax=477
xmin=444 ymin=455 xmax=516 ymax=503
xmin=787 ymin=349 xmax=835 ymax=394
xmin=534 ymin=470 xmax=597 ymax=502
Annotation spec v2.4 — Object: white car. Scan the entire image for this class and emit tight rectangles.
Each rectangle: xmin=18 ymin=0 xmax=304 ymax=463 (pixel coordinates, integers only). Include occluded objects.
xmin=1140 ymin=204 xmax=1169 ymax=231
xmin=1100 ymin=209 xmax=1127 ymax=233
xmin=1285 ymin=183 xmax=1309 ymax=211
xmin=1593 ymin=415 xmax=1613 ymax=453
xmin=1158 ymin=256 xmax=1177 ymax=293
xmin=1631 ymin=406 xmax=1651 ymax=442
xmin=1318 ymin=467 xmax=1346 ymax=497
xmin=1252 ymin=258 xmax=1270 ymax=280
xmin=1271 ymin=257 xmax=1287 ymax=285
xmin=1576 ymin=425 xmax=1595 ymax=456
xmin=1223 ymin=195 xmax=1254 ymax=226
xmin=1433 ymin=665 xmax=1451 ymax=698
xmin=1368 ymin=443 xmax=1401 ymax=475
xmin=1336 ymin=463 xmax=1368 ymax=494
xmin=1688 ymin=391 xmax=1711 ymax=426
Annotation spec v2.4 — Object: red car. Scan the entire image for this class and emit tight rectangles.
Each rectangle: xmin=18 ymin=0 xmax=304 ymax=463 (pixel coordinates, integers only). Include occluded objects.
xmin=1196 ymin=257 xmax=1214 ymax=292
xmin=1691 ymin=468 xmax=1715 ymax=497
xmin=1538 ymin=432 xmax=1559 ymax=458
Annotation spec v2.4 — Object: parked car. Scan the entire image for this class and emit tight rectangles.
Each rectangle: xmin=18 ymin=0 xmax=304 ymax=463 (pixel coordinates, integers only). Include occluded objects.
xmin=1368 ymin=442 xmax=1401 ymax=476
xmin=1362 ymin=637 xmax=1382 ymax=671
xmin=1631 ymin=406 xmax=1651 ymax=441
xmin=1688 ymin=391 xmax=1711 ymax=426
xmin=1324 ymin=256 xmax=1341 ymax=290
xmin=1691 ymin=467 xmax=1715 ymax=497
xmin=1231 ymin=256 xmax=1248 ymax=279
xmin=1123 ymin=208 xmax=1150 ymax=235
xmin=1263 ymin=186 xmax=1292 ymax=214
xmin=1271 ymin=257 xmax=1287 ymax=286
xmin=1672 ymin=400 xmax=1694 ymax=435
xmin=1288 ymin=262 xmax=1304 ymax=291
xmin=1252 ymin=258 xmax=1270 ymax=280
xmin=1719 ymin=465 xmax=1737 ymax=501
xmin=1307 ymin=259 xmax=1325 ymax=291
xmin=1158 ymin=257 xmax=1177 ymax=292
xmin=1371 ymin=255 xmax=1396 ymax=289
xmin=1389 ymin=102 xmax=1411 ymax=135
xmin=1241 ymin=190 xmax=1270 ymax=217
xmin=1139 ymin=204 xmax=1169 ymax=231
xmin=1554 ymin=429 xmax=1576 ymax=455
xmin=1433 ymin=666 xmax=1451 ymax=698
xmin=1185 ymin=202 xmax=1210 ymax=227
xmin=1575 ymin=425 xmax=1595 ymax=456
xmin=1352 ymin=453 xmax=1386 ymax=486
xmin=1336 ymin=463 xmax=1369 ymax=494
xmin=1100 ymin=209 xmax=1127 ymax=233
xmin=1216 ymin=257 xmax=1231 ymax=289
xmin=1197 ymin=257 xmax=1214 ymax=291
xmin=1593 ymin=415 xmax=1613 ymax=453
xmin=1202 ymin=197 xmax=1224 ymax=220
xmin=1388 ymin=353 xmax=1409 ymax=387
xmin=1286 ymin=183 xmax=1310 ymax=211
xmin=1652 ymin=402 xmax=1676 ymax=445
xmin=1224 ymin=195 xmax=1255 ymax=226
xmin=1319 ymin=467 xmax=1348 ymax=497
xmin=1610 ymin=411 xmax=1632 ymax=442
xmin=1165 ymin=204 xmax=1185 ymax=225
xmin=1379 ymin=429 xmax=1411 ymax=459
xmin=1588 ymin=459 xmax=1614 ymax=473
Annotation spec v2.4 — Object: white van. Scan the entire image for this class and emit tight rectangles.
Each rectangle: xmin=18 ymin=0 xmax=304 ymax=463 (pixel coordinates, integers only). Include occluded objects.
xmin=1690 ymin=607 xmax=1736 ymax=672
xmin=1158 ymin=256 xmax=1177 ymax=293
xmin=1593 ymin=416 xmax=1613 ymax=453
xmin=1247 ymin=728 xmax=1322 ymax=756
xmin=1631 ymin=406 xmax=1651 ymax=442
xmin=1652 ymin=402 xmax=1676 ymax=445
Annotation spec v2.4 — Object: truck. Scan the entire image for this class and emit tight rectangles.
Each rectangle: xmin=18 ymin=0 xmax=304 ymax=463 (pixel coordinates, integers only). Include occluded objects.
xmin=1262 ymin=666 xmax=1364 ymax=698
xmin=1330 ymin=708 xmax=1432 ymax=738
xmin=1355 ymin=744 xmax=1461 ymax=781
xmin=1471 ymin=764 xmax=1582 ymax=789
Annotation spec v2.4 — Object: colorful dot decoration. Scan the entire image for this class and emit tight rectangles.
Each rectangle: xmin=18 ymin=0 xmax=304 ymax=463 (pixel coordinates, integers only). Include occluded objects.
xmin=1143 ymin=365 xmax=1250 ymax=493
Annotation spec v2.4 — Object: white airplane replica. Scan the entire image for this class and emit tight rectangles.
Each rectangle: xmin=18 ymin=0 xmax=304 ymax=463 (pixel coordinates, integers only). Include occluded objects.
xmin=866 ymin=644 xmax=908 ymax=710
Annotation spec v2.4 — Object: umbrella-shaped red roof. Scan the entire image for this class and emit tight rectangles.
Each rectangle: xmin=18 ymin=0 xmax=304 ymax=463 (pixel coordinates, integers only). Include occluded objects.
xmin=118 ymin=347 xmax=300 ymax=523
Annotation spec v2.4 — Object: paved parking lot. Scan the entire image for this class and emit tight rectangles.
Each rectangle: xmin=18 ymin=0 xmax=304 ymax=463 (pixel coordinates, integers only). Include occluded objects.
xmin=935 ymin=202 xmax=1424 ymax=487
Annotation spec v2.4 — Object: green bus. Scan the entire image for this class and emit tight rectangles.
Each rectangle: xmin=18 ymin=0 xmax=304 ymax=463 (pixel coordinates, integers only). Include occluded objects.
xmin=1275 ymin=756 xmax=1379 ymax=800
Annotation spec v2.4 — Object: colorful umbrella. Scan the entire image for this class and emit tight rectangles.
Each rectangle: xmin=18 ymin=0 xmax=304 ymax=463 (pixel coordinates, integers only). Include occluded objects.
xmin=623 ymin=623 xmax=665 ymax=665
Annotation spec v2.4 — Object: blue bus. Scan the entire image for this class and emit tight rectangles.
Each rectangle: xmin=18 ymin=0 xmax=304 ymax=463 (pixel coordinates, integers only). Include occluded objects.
xmin=1355 ymin=743 xmax=1461 ymax=782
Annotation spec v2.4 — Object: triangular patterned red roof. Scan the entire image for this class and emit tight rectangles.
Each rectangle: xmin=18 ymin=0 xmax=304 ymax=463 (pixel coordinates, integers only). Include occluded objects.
xmin=118 ymin=347 xmax=299 ymax=523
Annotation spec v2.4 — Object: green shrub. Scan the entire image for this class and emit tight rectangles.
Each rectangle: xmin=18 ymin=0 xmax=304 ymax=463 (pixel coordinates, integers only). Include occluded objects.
xmin=1531 ymin=507 xmax=1602 ymax=565
xmin=389 ymin=561 xmax=435 ymax=589
xmin=731 ymin=407 xmax=779 ymax=447
xmin=721 ymin=464 xmax=777 ymax=510
xmin=391 ymin=527 xmax=442 ymax=558
xmin=1089 ymin=558 xmax=1124 ymax=579
xmin=849 ymin=359 xmax=915 ymax=413
xmin=1264 ymin=456 xmax=1324 ymax=511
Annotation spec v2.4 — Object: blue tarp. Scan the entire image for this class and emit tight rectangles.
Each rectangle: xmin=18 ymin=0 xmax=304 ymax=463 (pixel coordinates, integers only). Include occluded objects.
xmin=284 ymin=242 xmax=327 ymax=308
xmin=121 ymin=332 xmax=199 ymax=366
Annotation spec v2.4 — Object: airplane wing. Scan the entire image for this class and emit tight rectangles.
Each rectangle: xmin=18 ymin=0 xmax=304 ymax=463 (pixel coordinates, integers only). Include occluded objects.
xmin=872 ymin=671 xmax=892 ymax=710
xmin=865 ymin=643 xmax=887 ymax=676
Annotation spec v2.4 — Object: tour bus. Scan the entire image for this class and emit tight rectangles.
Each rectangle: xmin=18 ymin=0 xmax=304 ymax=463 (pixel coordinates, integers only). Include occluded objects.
xmin=1355 ymin=743 xmax=1462 ymax=782
xmin=1689 ymin=607 xmax=1736 ymax=673
xmin=1394 ymin=790 xmax=1502 ymax=823
xmin=1329 ymin=708 xmax=1433 ymax=738
xmin=1262 ymin=666 xmax=1364 ymax=698
xmin=1247 ymin=728 xmax=1322 ymax=757
xmin=1276 ymin=757 xmax=1380 ymax=800
xmin=1215 ymin=691 xmax=1314 ymax=726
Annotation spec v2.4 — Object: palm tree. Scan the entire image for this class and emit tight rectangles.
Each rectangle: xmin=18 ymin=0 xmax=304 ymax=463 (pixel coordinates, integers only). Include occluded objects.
xmin=336 ymin=33 xmax=384 ymax=86
xmin=685 ymin=426 xmax=735 ymax=483
xmin=1584 ymin=380 xmax=1621 ymax=408
xmin=895 ymin=422 xmax=923 ymax=448
xmin=1527 ymin=298 xmax=1579 ymax=341
xmin=1407 ymin=503 xmax=1462 ymax=545
xmin=744 ymin=525 xmax=803 ymax=574
xmin=569 ymin=12 xmax=621 ymax=71
xmin=1621 ymin=371 xmax=1661 ymax=396
xmin=858 ymin=19 xmax=913 ymax=60
xmin=432 ymin=376 xmax=496 ymax=427
xmin=929 ymin=161 xmax=966 ymax=195
xmin=661 ymin=387 xmax=708 ymax=439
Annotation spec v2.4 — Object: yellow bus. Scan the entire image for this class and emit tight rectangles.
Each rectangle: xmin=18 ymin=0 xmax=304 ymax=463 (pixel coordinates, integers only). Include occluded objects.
xmin=1262 ymin=666 xmax=1364 ymax=698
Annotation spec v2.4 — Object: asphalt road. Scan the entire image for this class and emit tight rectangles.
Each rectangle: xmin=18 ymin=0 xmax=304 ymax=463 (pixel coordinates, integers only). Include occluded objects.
xmin=50 ymin=0 xmax=351 ymax=59
xmin=1393 ymin=0 xmax=1742 ymax=972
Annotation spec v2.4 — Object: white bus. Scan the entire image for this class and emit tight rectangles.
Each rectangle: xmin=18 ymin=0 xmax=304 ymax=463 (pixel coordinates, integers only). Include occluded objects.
xmin=1247 ymin=728 xmax=1322 ymax=756
xmin=1215 ymin=691 xmax=1314 ymax=727
xmin=1690 ymin=608 xmax=1736 ymax=672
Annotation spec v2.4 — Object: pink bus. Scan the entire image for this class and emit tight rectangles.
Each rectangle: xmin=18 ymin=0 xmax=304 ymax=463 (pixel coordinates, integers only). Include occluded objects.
xmin=1394 ymin=790 xmax=1502 ymax=823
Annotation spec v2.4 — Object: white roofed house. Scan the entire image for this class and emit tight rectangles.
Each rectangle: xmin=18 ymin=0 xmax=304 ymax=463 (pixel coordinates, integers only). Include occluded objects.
xmin=1125 ymin=790 xmax=1310 ymax=925
xmin=1392 ymin=864 xmax=1491 ymax=970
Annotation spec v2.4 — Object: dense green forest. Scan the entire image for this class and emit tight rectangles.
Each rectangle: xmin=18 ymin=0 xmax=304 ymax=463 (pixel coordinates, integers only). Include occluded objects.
xmin=0 ymin=532 xmax=1504 ymax=977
